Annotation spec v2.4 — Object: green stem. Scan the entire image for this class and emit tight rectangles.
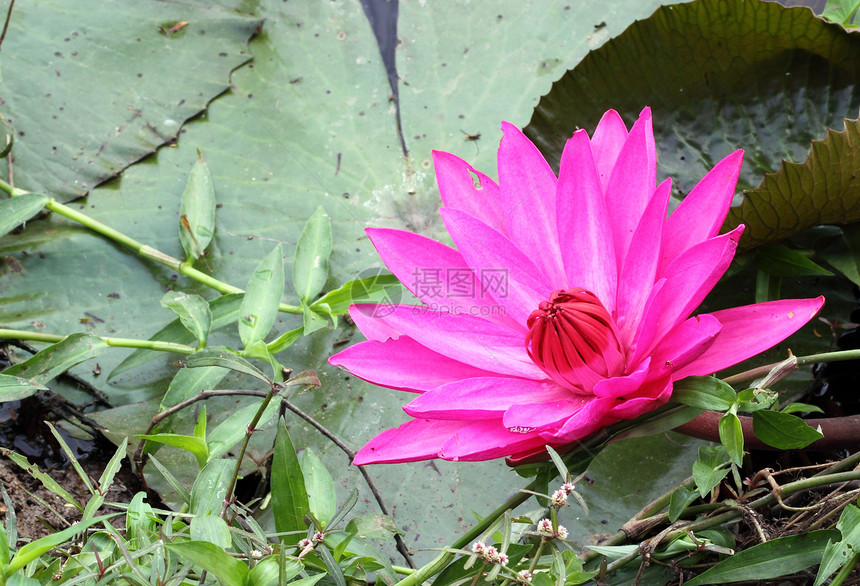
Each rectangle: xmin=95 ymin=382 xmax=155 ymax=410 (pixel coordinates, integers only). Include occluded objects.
xmin=220 ymin=384 xmax=278 ymax=518
xmin=1 ymin=180 xmax=302 ymax=314
xmin=394 ymin=482 xmax=537 ymax=586
xmin=0 ymin=328 xmax=195 ymax=354
xmin=723 ymin=348 xmax=860 ymax=387
xmin=391 ymin=566 xmax=415 ymax=577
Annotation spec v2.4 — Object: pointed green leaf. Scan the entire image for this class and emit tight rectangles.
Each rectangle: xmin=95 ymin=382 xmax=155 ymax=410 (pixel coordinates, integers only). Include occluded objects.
xmin=189 ymin=459 xmax=233 ymax=516
xmin=3 ymin=333 xmax=107 ymax=385
xmin=692 ymin=445 xmax=731 ymax=498
xmin=267 ymin=326 xmax=303 ymax=354
xmin=754 ymin=243 xmax=833 ymax=277
xmin=160 ymin=290 xmax=212 ymax=347
xmin=163 ymin=541 xmax=248 ymax=586
xmin=161 ymin=365 xmax=229 ymax=410
xmin=719 ymin=412 xmax=744 ymax=466
xmin=668 ymin=486 xmax=699 ymax=523
xmin=135 ymin=433 xmax=209 ymax=469
xmin=2 ymin=450 xmax=82 ymax=512
xmin=271 ymin=420 xmax=310 ymax=542
xmin=239 ymin=243 xmax=284 ymax=347
xmin=183 ymin=347 xmax=270 ymax=385
xmin=684 ymin=530 xmax=839 ymax=586
xmin=207 ymin=396 xmax=282 ymax=460
xmin=815 ymin=504 xmax=860 ymax=586
xmin=293 ymin=207 xmax=331 ymax=304
xmin=752 ymin=410 xmax=824 ymax=449
xmin=822 ymin=0 xmax=860 ymax=25
xmin=673 ymin=376 xmax=738 ymax=412
xmin=178 ymin=153 xmax=216 ymax=261
xmin=190 ymin=515 xmax=231 ymax=549
xmin=301 ymin=448 xmax=336 ymax=526
xmin=0 ymin=373 xmax=48 ymax=402
xmin=109 ymin=293 xmax=243 ymax=379
xmin=311 ymin=273 xmax=403 ymax=316
xmin=0 ymin=193 xmax=48 ymax=238
xmin=302 ymin=304 xmax=329 ymax=335
xmin=7 ymin=514 xmax=118 ymax=574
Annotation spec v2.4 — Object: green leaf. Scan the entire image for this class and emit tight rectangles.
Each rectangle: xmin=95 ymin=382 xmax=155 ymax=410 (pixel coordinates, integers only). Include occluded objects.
xmin=610 ymin=405 xmax=703 ymax=443
xmin=782 ymin=402 xmax=824 ymax=415
xmin=6 ymin=514 xmax=118 ymax=574
xmin=684 ymin=530 xmax=839 ymax=586
xmin=190 ymin=515 xmax=231 ymax=550
xmin=271 ymin=420 xmax=310 ymax=542
xmin=668 ymin=486 xmax=699 ymax=523
xmin=136 ymin=433 xmax=209 ymax=469
xmin=719 ymin=412 xmax=745 ymax=466
xmin=0 ymin=373 xmax=47 ymax=402
xmin=311 ymin=273 xmax=403 ymax=316
xmin=345 ymin=514 xmax=402 ymax=540
xmin=248 ymin=555 xmax=298 ymax=586
xmin=160 ymin=290 xmax=212 ymax=347
xmin=754 ymin=243 xmax=833 ymax=277
xmin=161 ymin=365 xmax=229 ymax=410
xmin=239 ymin=243 xmax=285 ymax=347
xmin=126 ymin=492 xmax=155 ymax=546
xmin=109 ymin=293 xmax=243 ymax=380
xmin=0 ymin=524 xmax=9 ymax=574
xmin=0 ymin=1 xmax=260 ymax=201
xmin=189 ymin=459 xmax=233 ymax=516
xmin=692 ymin=445 xmax=731 ymax=498
xmin=2 ymin=450 xmax=83 ymax=512
xmin=672 ymin=376 xmax=737 ymax=411
xmin=752 ymin=410 xmax=824 ymax=449
xmin=0 ymin=193 xmax=48 ymax=238
xmin=822 ymin=0 xmax=860 ymax=26
xmin=293 ymin=207 xmax=331 ymax=304
xmin=301 ymin=304 xmax=329 ymax=335
xmin=267 ymin=326 xmax=303 ymax=355
xmin=525 ymin=0 xmax=860 ymax=250
xmin=178 ymin=153 xmax=216 ymax=261
xmin=815 ymin=504 xmax=860 ymax=586
xmin=3 ymin=333 xmax=107 ymax=384
xmin=163 ymin=541 xmax=249 ymax=586
xmin=183 ymin=347 xmax=270 ymax=385
xmin=301 ymin=448 xmax=336 ymax=526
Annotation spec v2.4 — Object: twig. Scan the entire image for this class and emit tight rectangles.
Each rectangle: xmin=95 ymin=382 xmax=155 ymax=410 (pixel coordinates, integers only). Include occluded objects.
xmin=281 ymin=397 xmax=416 ymax=569
xmin=0 ymin=0 xmax=15 ymax=52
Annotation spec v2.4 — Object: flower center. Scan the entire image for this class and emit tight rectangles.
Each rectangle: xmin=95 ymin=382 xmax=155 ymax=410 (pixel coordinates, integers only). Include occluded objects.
xmin=525 ymin=288 xmax=625 ymax=393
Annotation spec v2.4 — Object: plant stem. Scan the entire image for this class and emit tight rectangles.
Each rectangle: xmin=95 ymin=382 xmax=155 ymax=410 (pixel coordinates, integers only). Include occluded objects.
xmin=0 ymin=180 xmax=302 ymax=314
xmin=722 ymin=348 xmax=860 ymax=386
xmin=220 ymin=384 xmax=279 ymax=518
xmin=394 ymin=483 xmax=537 ymax=586
xmin=0 ymin=328 xmax=195 ymax=354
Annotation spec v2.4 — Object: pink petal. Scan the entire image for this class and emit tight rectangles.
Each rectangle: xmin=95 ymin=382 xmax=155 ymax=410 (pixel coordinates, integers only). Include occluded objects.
xmin=541 ymin=397 xmax=616 ymax=443
xmin=330 ymin=338 xmax=501 ymax=392
xmin=630 ymin=226 xmax=743 ymax=364
xmin=615 ymin=177 xmax=671 ymax=342
xmin=673 ymin=296 xmax=825 ymax=379
xmin=404 ymin=377 xmax=564 ymax=419
xmin=366 ymin=227 xmax=512 ymax=326
xmin=433 ymin=150 xmax=506 ymax=235
xmin=354 ymin=418 xmax=466 ymax=464
xmin=660 ymin=150 xmax=744 ymax=274
xmin=604 ymin=108 xmax=656 ymax=262
xmin=590 ymin=109 xmax=629 ymax=189
xmin=556 ymin=129 xmax=617 ymax=309
xmin=440 ymin=420 xmax=548 ymax=461
xmin=649 ymin=314 xmax=722 ymax=378
xmin=362 ymin=304 xmax=544 ymax=379
xmin=440 ymin=208 xmax=553 ymax=328
xmin=502 ymin=399 xmax=585 ymax=429
xmin=497 ymin=122 xmax=565 ymax=285
xmin=607 ymin=375 xmax=673 ymax=419
xmin=592 ymin=358 xmax=652 ymax=399
xmin=349 ymin=304 xmax=404 ymax=342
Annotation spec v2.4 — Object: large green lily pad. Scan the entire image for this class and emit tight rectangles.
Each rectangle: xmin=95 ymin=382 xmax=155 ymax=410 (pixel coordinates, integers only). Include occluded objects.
xmin=525 ymin=0 xmax=860 ymax=247
xmin=0 ymin=0 xmax=260 ymax=200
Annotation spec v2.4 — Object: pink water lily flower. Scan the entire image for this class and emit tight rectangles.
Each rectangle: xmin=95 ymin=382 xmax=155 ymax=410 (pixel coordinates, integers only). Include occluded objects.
xmin=330 ymin=107 xmax=824 ymax=465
